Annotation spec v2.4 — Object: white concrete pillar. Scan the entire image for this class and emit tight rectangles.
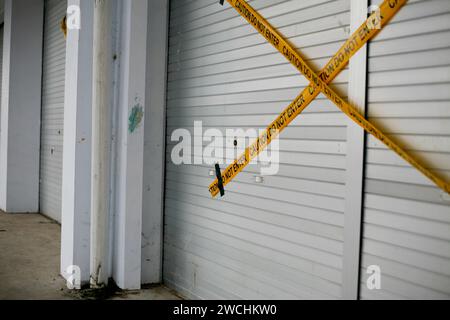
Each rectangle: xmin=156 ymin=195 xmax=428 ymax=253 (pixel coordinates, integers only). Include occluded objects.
xmin=0 ymin=0 xmax=44 ymax=213
xmin=90 ymin=0 xmax=113 ymax=288
xmin=112 ymin=0 xmax=148 ymax=289
xmin=141 ymin=0 xmax=169 ymax=285
xmin=60 ymin=0 xmax=94 ymax=286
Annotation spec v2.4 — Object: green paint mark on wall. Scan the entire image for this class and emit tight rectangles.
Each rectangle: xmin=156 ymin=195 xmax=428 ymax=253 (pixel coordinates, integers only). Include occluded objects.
xmin=128 ymin=104 xmax=144 ymax=134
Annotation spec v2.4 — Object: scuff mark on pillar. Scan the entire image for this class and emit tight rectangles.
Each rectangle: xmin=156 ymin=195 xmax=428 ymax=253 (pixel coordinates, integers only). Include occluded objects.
xmin=128 ymin=98 xmax=144 ymax=134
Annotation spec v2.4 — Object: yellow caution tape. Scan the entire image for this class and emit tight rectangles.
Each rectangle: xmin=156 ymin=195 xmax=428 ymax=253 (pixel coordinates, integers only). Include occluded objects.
xmin=209 ymin=0 xmax=404 ymax=197
xmin=210 ymin=0 xmax=450 ymax=197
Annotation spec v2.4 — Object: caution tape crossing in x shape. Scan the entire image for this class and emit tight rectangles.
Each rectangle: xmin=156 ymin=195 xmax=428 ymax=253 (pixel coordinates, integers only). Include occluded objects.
xmin=209 ymin=0 xmax=450 ymax=197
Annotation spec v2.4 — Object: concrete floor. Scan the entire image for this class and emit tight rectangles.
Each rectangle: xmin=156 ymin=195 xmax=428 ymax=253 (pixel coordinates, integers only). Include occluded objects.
xmin=0 ymin=211 xmax=180 ymax=300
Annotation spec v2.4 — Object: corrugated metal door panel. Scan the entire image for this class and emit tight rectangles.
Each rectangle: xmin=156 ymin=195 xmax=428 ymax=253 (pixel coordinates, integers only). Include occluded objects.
xmin=164 ymin=0 xmax=351 ymax=299
xmin=359 ymin=0 xmax=450 ymax=299
xmin=0 ymin=26 xmax=3 ymax=154
xmin=40 ymin=0 xmax=67 ymax=222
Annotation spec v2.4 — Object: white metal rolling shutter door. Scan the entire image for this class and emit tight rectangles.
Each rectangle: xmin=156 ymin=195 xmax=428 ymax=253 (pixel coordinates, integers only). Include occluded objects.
xmin=0 ymin=26 xmax=3 ymax=101
xmin=359 ymin=0 xmax=450 ymax=299
xmin=40 ymin=0 xmax=67 ymax=222
xmin=0 ymin=25 xmax=3 ymax=152
xmin=165 ymin=0 xmax=351 ymax=299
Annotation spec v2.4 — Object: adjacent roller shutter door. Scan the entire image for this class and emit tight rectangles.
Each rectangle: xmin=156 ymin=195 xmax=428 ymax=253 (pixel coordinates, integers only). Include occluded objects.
xmin=0 ymin=25 xmax=3 ymax=153
xmin=40 ymin=0 xmax=67 ymax=222
xmin=164 ymin=0 xmax=351 ymax=299
xmin=359 ymin=0 xmax=450 ymax=299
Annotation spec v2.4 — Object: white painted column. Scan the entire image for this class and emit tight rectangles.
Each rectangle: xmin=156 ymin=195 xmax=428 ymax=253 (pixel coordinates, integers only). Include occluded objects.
xmin=141 ymin=0 xmax=169 ymax=285
xmin=60 ymin=0 xmax=94 ymax=286
xmin=112 ymin=0 xmax=148 ymax=290
xmin=0 ymin=0 xmax=44 ymax=213
xmin=90 ymin=0 xmax=113 ymax=288
xmin=342 ymin=0 xmax=369 ymax=300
